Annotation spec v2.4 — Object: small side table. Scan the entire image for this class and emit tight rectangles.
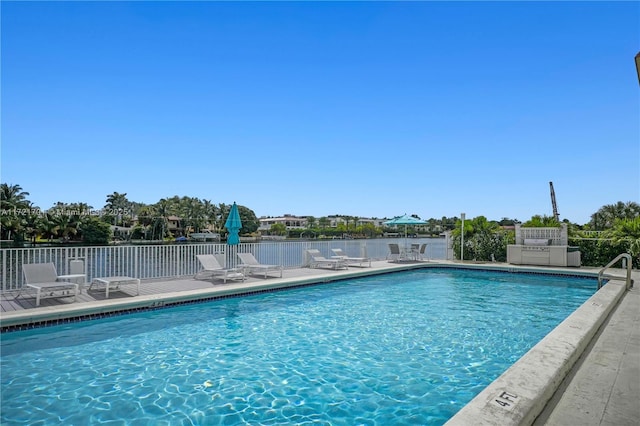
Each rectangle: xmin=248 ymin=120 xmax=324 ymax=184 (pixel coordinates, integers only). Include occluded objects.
xmin=57 ymin=274 xmax=87 ymax=293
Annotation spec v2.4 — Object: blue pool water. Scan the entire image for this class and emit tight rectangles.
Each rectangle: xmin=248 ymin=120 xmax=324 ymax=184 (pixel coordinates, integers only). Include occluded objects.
xmin=1 ymin=269 xmax=596 ymax=425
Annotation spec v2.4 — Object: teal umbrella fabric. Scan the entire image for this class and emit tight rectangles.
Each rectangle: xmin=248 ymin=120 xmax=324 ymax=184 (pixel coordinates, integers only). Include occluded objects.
xmin=383 ymin=214 xmax=427 ymax=240
xmin=224 ymin=202 xmax=242 ymax=246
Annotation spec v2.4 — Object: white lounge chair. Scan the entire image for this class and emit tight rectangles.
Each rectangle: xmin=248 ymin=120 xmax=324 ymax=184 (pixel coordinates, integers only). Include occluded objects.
xmin=237 ymin=252 xmax=283 ymax=278
xmin=195 ymin=254 xmax=245 ymax=283
xmin=330 ymin=248 xmax=371 ymax=267
xmin=89 ymin=276 xmax=140 ymax=298
xmin=19 ymin=263 xmax=79 ymax=306
xmin=305 ymin=249 xmax=349 ymax=270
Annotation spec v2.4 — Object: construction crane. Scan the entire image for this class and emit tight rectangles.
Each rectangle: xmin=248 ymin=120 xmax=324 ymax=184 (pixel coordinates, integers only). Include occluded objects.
xmin=549 ymin=181 xmax=559 ymax=221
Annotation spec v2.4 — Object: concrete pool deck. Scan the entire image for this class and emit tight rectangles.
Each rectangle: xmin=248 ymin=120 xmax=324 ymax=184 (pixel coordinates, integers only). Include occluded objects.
xmin=1 ymin=260 xmax=638 ymax=425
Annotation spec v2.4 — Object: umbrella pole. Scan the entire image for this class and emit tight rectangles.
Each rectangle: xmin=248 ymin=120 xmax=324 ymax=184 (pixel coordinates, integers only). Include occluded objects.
xmin=229 ymin=245 xmax=237 ymax=269
xmin=405 ymin=225 xmax=408 ymax=248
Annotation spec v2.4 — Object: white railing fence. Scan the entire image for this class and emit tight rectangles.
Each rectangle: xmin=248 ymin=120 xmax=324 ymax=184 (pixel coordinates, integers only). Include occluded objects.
xmin=0 ymin=238 xmax=446 ymax=291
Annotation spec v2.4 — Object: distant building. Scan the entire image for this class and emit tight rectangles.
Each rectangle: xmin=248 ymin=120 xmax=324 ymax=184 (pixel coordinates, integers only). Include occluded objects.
xmin=258 ymin=215 xmax=308 ymax=232
xmin=325 ymin=215 xmax=387 ymax=228
xmin=167 ymin=215 xmax=184 ymax=235
xmin=259 ymin=214 xmax=387 ymax=232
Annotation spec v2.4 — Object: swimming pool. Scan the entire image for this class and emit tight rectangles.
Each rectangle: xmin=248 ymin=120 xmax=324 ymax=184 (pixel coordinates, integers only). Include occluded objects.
xmin=0 ymin=268 xmax=596 ymax=425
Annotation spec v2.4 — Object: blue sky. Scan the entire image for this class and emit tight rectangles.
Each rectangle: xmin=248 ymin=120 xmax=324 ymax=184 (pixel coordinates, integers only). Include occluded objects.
xmin=2 ymin=1 xmax=638 ymax=225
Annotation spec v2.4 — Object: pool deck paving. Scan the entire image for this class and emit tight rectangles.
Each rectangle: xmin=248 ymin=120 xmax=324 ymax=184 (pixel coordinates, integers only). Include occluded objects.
xmin=533 ymin=280 xmax=639 ymax=426
xmin=1 ymin=260 xmax=638 ymax=425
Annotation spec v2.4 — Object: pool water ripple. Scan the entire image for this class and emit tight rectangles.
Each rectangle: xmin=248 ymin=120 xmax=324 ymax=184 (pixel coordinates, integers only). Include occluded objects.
xmin=1 ymin=269 xmax=595 ymax=425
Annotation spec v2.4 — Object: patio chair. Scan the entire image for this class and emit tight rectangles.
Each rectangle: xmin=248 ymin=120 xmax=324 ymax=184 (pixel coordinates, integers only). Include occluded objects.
xmin=19 ymin=263 xmax=79 ymax=306
xmin=237 ymin=252 xmax=283 ymax=278
xmin=410 ymin=243 xmax=420 ymax=260
xmin=330 ymin=248 xmax=371 ymax=267
xmin=387 ymin=243 xmax=402 ymax=262
xmin=417 ymin=243 xmax=428 ymax=261
xmin=304 ymin=249 xmax=349 ymax=270
xmin=195 ymin=254 xmax=245 ymax=283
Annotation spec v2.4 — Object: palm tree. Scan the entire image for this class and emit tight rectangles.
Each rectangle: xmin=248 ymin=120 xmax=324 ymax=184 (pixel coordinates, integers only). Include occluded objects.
xmin=105 ymin=192 xmax=130 ymax=225
xmin=55 ymin=215 xmax=78 ymax=241
xmin=24 ymin=206 xmax=42 ymax=243
xmin=306 ymin=216 xmax=317 ymax=229
xmin=153 ymin=198 xmax=172 ymax=239
xmin=270 ymin=223 xmax=287 ymax=236
xmin=136 ymin=206 xmax=155 ymax=227
xmin=523 ymin=215 xmax=561 ymax=227
xmin=344 ymin=216 xmax=358 ymax=235
xmin=590 ymin=202 xmax=640 ymax=230
xmin=607 ymin=217 xmax=640 ymax=261
xmin=0 ymin=184 xmax=31 ymax=240
xmin=179 ymin=196 xmax=207 ymax=235
xmin=203 ymin=200 xmax=219 ymax=232
xmin=318 ymin=217 xmax=330 ymax=231
xmin=38 ymin=213 xmax=60 ymax=242
xmin=0 ymin=183 xmax=30 ymax=208
xmin=216 ymin=203 xmax=229 ymax=235
xmin=1 ymin=214 xmax=25 ymax=241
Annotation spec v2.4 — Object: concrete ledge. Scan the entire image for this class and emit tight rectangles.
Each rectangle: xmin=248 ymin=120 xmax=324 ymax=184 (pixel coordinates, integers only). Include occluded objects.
xmin=444 ymin=280 xmax=627 ymax=426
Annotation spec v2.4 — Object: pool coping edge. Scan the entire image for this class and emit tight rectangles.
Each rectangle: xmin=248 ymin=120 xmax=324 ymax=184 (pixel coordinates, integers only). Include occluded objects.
xmin=443 ymin=278 xmax=627 ymax=426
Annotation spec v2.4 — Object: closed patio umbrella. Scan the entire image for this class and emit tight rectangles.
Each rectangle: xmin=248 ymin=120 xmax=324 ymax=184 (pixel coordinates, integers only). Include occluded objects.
xmin=223 ymin=202 xmax=242 ymax=269
xmin=224 ymin=202 xmax=242 ymax=246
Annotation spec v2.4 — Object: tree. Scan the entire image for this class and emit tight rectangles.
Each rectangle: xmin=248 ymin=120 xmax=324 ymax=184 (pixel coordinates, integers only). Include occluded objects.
xmin=202 ymin=199 xmax=219 ymax=231
xmin=151 ymin=198 xmax=172 ymax=240
xmin=450 ymin=216 xmax=510 ymax=261
xmin=177 ymin=196 xmax=206 ymax=235
xmin=55 ymin=215 xmax=78 ymax=240
xmin=1 ymin=213 xmax=25 ymax=242
xmin=498 ymin=217 xmax=518 ymax=226
xmin=607 ymin=217 xmax=640 ymax=262
xmin=216 ymin=203 xmax=230 ymax=234
xmin=43 ymin=202 xmax=87 ymax=241
xmin=522 ymin=215 xmax=561 ymax=227
xmin=104 ymin=192 xmax=131 ymax=226
xmin=360 ymin=222 xmax=380 ymax=238
xmin=136 ymin=206 xmax=156 ymax=228
xmin=0 ymin=183 xmax=30 ymax=208
xmin=270 ymin=223 xmax=287 ymax=236
xmin=318 ymin=217 xmax=330 ymax=230
xmin=345 ymin=216 xmax=360 ymax=234
xmin=0 ymin=183 xmax=32 ymax=241
xmin=440 ymin=216 xmax=458 ymax=231
xmin=237 ymin=205 xmax=259 ymax=234
xmin=590 ymin=202 xmax=640 ymax=231
xmin=38 ymin=213 xmax=60 ymax=242
xmin=306 ymin=216 xmax=317 ymax=229
xmin=81 ymin=216 xmax=112 ymax=244
xmin=23 ymin=208 xmax=42 ymax=243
